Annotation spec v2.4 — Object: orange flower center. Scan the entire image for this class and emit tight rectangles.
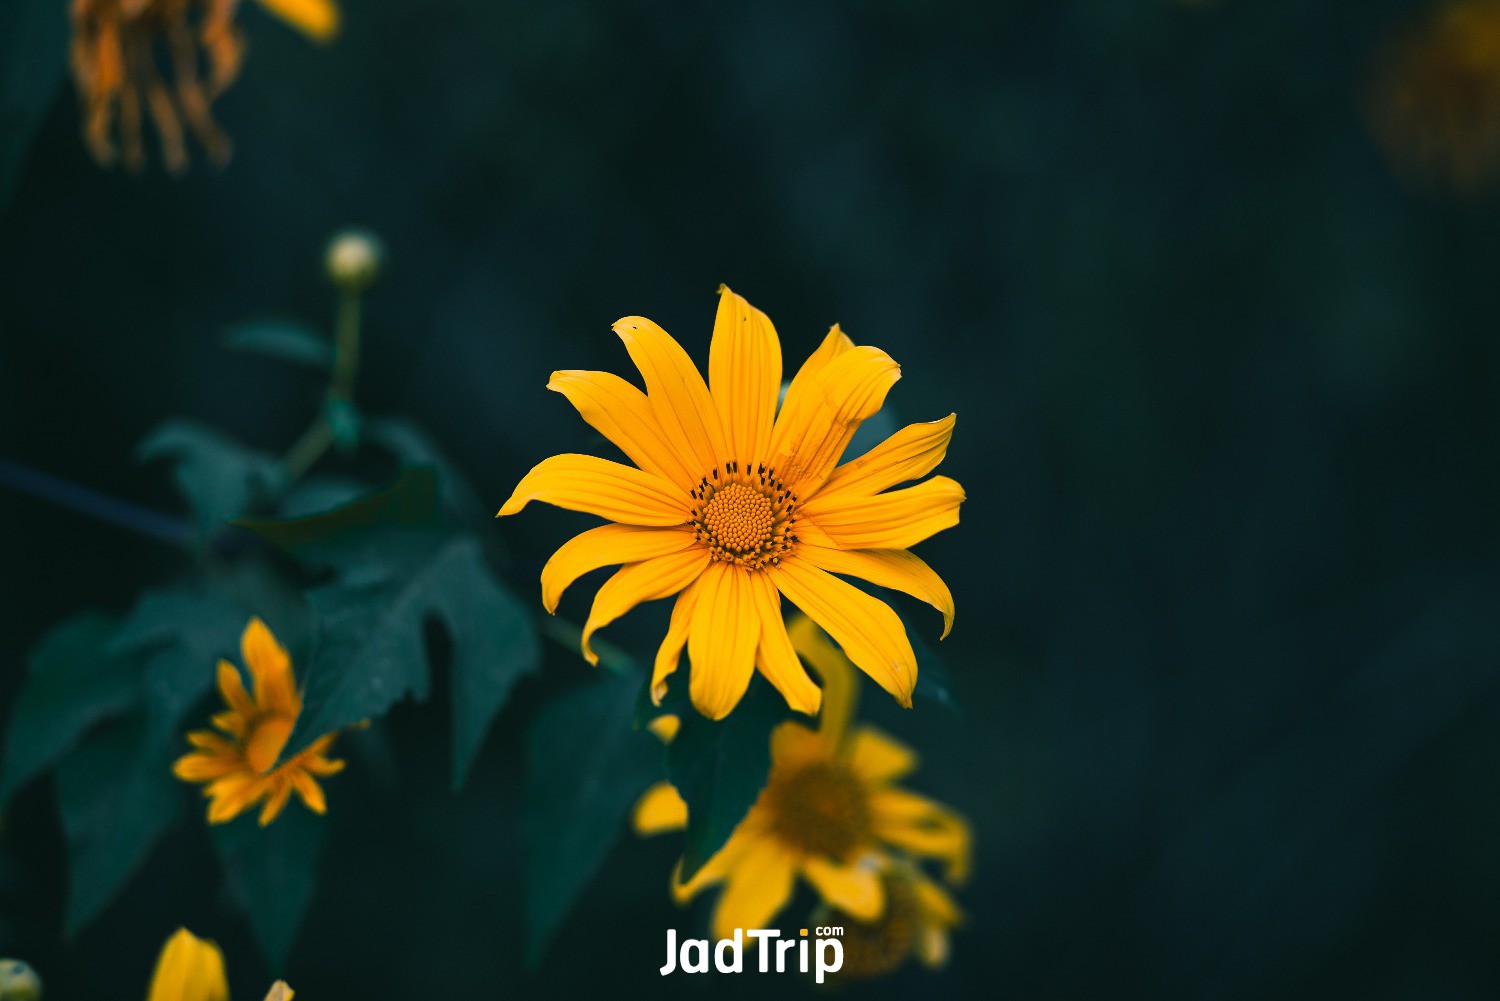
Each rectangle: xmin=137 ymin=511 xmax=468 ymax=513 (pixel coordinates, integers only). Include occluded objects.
xmin=244 ymin=715 xmax=295 ymax=775
xmin=690 ymin=461 xmax=798 ymax=571
xmin=764 ymin=760 xmax=870 ymax=858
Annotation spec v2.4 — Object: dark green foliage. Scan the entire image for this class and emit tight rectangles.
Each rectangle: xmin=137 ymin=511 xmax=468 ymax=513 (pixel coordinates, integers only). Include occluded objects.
xmin=213 ymin=808 xmax=328 ymax=972
xmin=0 ymin=0 xmax=66 ymax=211
xmin=222 ymin=321 xmax=334 ymax=370
xmin=522 ymin=668 xmax=665 ymax=968
xmin=661 ymin=673 xmax=794 ymax=882
xmin=137 ymin=421 xmax=288 ymax=539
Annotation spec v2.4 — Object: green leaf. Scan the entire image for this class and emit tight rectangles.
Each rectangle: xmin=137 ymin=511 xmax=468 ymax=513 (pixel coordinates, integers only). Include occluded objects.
xmin=664 ymin=673 xmax=793 ymax=881
xmin=906 ymin=613 xmax=961 ymax=715
xmin=138 ymin=421 xmax=288 ymax=538
xmin=55 ymin=713 xmax=182 ymax=933
xmin=212 ymin=807 xmax=327 ymax=972
xmin=363 ymin=417 xmax=490 ymax=528
xmin=222 ymin=320 xmax=333 ymax=370
xmin=285 ymin=530 xmax=538 ymax=775
xmin=0 ymin=0 xmax=67 ymax=212
xmin=443 ymin=537 xmax=541 ymax=790
xmin=0 ymin=613 xmax=138 ymax=804
xmin=523 ymin=669 xmax=665 ymax=968
xmin=233 ymin=467 xmax=438 ymax=559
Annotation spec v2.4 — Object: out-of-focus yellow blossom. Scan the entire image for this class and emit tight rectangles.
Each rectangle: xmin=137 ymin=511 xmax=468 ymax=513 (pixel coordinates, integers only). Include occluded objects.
xmin=70 ymin=0 xmax=340 ymax=173
xmin=172 ymin=617 xmax=345 ymax=826
xmin=1367 ymin=0 xmax=1500 ymax=191
xmin=816 ymin=862 xmax=963 ymax=979
xmin=146 ymin=929 xmax=227 ymax=1001
xmin=633 ymin=616 xmax=970 ymax=941
xmin=499 ymin=285 xmax=962 ymax=721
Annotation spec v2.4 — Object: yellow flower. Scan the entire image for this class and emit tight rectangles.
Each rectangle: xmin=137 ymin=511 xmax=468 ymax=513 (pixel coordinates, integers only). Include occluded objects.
xmin=1366 ymin=0 xmax=1500 ymax=191
xmin=146 ymin=928 xmax=227 ymax=1001
xmin=632 ymin=617 xmax=970 ymax=940
xmin=816 ymin=862 xmax=963 ymax=979
xmin=145 ymin=928 xmax=294 ymax=1001
xmin=499 ymin=286 xmax=963 ymax=719
xmin=70 ymin=0 xmax=340 ymax=173
xmin=172 ymin=617 xmax=344 ymax=826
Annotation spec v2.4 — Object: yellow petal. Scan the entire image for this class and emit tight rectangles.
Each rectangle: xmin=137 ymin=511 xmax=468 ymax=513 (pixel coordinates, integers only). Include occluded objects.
xmin=206 ymin=773 xmax=267 ymax=824
xmin=745 ymin=572 xmax=821 ymax=716
xmin=846 ymin=727 xmax=918 ymax=783
xmin=869 ymin=788 xmax=971 ymax=883
xmin=290 ymin=770 xmax=327 ymax=815
xmin=916 ymin=923 xmax=952 ymax=968
xmin=241 ymin=618 xmax=298 ymax=717
xmin=912 ymin=873 xmax=963 ymax=927
xmin=540 ymin=524 xmax=697 ymax=613
xmin=774 ymin=326 xmax=854 ymax=453
xmin=257 ymin=778 xmax=295 ymax=826
xmin=818 ymin=413 xmax=956 ymax=500
xmin=264 ymin=982 xmax=296 ymax=1001
xmin=709 ymin=286 xmax=781 ymax=466
xmin=687 ymin=563 xmax=760 ymax=720
xmin=711 ymin=837 xmax=798 ymax=941
xmin=147 ymin=928 xmax=228 ymax=1001
xmin=646 ymin=714 xmax=680 ymax=743
xmin=671 ymin=831 xmax=753 ymax=903
xmin=652 ymin=583 xmax=699 ymax=703
xmin=771 ymin=558 xmax=916 ymax=707
xmin=632 ymin=781 xmax=688 ymax=835
xmin=216 ymin=659 xmax=255 ymax=719
xmin=768 ymin=339 xmax=900 ymax=496
xmin=786 ymin=614 xmax=858 ymax=747
xmin=498 ymin=453 xmax=689 ymax=527
xmin=800 ymin=856 xmax=884 ymax=921
xmin=581 ymin=549 xmax=709 ymax=664
xmin=800 ymin=475 xmax=964 ymax=551
xmin=172 ymin=751 xmax=239 ymax=782
xmin=255 ymin=0 xmax=340 ymax=42
xmin=548 ymin=369 xmax=697 ymax=490
xmin=612 ymin=315 xmax=726 ymax=477
xmin=800 ymin=545 xmax=954 ymax=638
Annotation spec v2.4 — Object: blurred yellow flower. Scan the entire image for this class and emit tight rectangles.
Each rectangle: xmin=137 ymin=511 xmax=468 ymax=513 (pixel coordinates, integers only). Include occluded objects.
xmin=632 ymin=616 xmax=970 ymax=941
xmin=146 ymin=928 xmax=227 ymax=1001
xmin=1367 ymin=0 xmax=1500 ymax=191
xmin=500 ymin=286 xmax=962 ymax=720
xmin=818 ymin=863 xmax=963 ymax=979
xmin=172 ymin=617 xmax=344 ymax=826
xmin=145 ymin=928 xmax=294 ymax=1001
xmin=70 ymin=0 xmax=340 ymax=173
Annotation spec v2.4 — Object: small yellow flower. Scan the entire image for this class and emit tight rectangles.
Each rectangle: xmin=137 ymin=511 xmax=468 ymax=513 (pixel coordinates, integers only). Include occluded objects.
xmin=70 ymin=0 xmax=340 ymax=173
xmin=1367 ymin=0 xmax=1500 ymax=191
xmin=817 ymin=863 xmax=963 ymax=979
xmin=500 ymin=286 xmax=963 ymax=720
xmin=146 ymin=928 xmax=227 ymax=1001
xmin=633 ymin=616 xmax=970 ymax=940
xmin=172 ymin=617 xmax=344 ymax=826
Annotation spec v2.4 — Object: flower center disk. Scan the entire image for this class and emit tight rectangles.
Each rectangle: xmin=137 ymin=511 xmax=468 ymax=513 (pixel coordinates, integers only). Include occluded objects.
xmin=690 ymin=461 xmax=798 ymax=570
xmin=765 ymin=760 xmax=871 ymax=859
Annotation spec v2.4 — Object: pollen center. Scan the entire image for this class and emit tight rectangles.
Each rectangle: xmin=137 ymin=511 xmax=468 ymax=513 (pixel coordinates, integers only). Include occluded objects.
xmin=690 ymin=461 xmax=799 ymax=570
xmin=764 ymin=760 xmax=871 ymax=859
xmin=244 ymin=715 xmax=295 ymax=775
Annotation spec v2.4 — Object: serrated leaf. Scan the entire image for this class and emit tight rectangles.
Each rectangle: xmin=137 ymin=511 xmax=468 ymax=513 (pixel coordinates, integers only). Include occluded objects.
xmin=212 ymin=807 xmax=327 ymax=972
xmin=55 ymin=714 xmax=181 ymax=933
xmin=524 ymin=669 xmax=664 ymax=968
xmin=285 ymin=530 xmax=537 ymax=769
xmin=665 ymin=673 xmax=793 ymax=881
xmin=138 ymin=421 xmax=288 ymax=538
xmin=363 ymin=417 xmax=489 ymax=527
xmin=234 ymin=467 xmax=438 ymax=560
xmin=222 ymin=321 xmax=333 ymax=370
xmin=0 ymin=613 xmax=138 ymax=803
xmin=0 ymin=0 xmax=67 ymax=212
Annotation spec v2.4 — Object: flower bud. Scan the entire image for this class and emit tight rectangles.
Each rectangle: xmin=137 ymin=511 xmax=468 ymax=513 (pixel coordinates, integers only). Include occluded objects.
xmin=0 ymin=959 xmax=42 ymax=1001
xmin=324 ymin=229 xmax=384 ymax=292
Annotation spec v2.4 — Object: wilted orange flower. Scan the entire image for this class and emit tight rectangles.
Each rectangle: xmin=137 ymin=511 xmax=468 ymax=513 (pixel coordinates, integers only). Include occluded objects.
xmin=1367 ymin=0 xmax=1500 ymax=191
xmin=171 ymin=617 xmax=344 ymax=826
xmin=70 ymin=0 xmax=340 ymax=173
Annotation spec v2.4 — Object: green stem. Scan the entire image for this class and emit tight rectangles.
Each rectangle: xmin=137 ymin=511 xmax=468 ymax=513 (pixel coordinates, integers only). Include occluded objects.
xmin=281 ymin=288 xmax=363 ymax=478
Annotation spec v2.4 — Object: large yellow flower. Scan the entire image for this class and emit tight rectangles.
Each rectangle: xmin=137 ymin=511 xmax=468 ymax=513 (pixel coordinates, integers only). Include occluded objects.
xmin=632 ymin=617 xmax=970 ymax=940
xmin=171 ymin=617 xmax=344 ymax=826
xmin=70 ymin=0 xmax=340 ymax=173
xmin=499 ymin=286 xmax=963 ymax=719
xmin=147 ymin=927 xmax=294 ymax=1001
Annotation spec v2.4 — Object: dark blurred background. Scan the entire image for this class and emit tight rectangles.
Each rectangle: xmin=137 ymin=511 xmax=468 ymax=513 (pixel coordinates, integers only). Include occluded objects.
xmin=3 ymin=0 xmax=1499 ymax=997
